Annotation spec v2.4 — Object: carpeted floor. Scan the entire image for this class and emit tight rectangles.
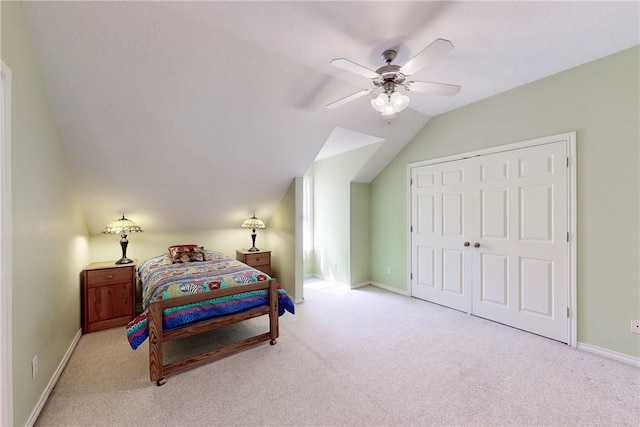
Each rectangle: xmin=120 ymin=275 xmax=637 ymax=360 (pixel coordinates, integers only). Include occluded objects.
xmin=36 ymin=280 xmax=639 ymax=426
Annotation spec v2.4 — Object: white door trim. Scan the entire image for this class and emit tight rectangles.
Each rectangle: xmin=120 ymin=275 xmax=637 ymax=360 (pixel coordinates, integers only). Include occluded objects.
xmin=407 ymin=132 xmax=577 ymax=347
xmin=1 ymin=60 xmax=14 ymax=427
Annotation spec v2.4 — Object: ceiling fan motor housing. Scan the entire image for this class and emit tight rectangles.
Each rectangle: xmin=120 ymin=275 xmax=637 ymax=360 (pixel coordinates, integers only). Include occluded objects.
xmin=373 ymin=64 xmax=407 ymax=90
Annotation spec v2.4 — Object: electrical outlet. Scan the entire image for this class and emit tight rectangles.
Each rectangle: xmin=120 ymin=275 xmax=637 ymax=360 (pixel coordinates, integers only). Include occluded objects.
xmin=32 ymin=355 xmax=38 ymax=378
xmin=387 ymin=266 xmax=392 ymax=275
xmin=632 ymin=319 xmax=640 ymax=334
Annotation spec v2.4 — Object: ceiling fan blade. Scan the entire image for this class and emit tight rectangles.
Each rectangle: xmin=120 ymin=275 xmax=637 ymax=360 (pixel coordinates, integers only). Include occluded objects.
xmin=326 ymin=89 xmax=372 ymax=109
xmin=400 ymin=38 xmax=454 ymax=76
xmin=330 ymin=58 xmax=379 ymax=80
xmin=408 ymin=81 xmax=461 ymax=96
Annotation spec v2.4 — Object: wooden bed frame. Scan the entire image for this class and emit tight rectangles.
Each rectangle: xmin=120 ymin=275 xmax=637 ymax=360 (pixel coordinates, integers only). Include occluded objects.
xmin=147 ymin=278 xmax=279 ymax=386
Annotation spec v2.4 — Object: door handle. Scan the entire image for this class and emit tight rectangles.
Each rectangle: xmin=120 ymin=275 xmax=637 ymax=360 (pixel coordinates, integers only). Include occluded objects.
xmin=463 ymin=241 xmax=470 ymax=247
xmin=474 ymin=242 xmax=480 ymax=248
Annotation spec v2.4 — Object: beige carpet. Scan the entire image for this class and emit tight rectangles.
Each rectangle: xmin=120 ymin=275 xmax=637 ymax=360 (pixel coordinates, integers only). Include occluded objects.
xmin=36 ymin=280 xmax=639 ymax=426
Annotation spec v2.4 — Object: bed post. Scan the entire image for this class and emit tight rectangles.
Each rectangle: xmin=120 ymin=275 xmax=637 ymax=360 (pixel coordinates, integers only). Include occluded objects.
xmin=269 ymin=279 xmax=279 ymax=344
xmin=148 ymin=301 xmax=165 ymax=385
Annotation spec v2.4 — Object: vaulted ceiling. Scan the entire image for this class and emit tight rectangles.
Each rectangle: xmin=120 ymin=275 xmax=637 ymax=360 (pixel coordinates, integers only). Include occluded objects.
xmin=21 ymin=1 xmax=639 ymax=234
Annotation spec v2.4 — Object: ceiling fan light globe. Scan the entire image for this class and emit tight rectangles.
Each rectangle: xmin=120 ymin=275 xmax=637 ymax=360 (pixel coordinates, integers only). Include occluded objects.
xmin=383 ymin=104 xmax=395 ymax=115
xmin=395 ymin=94 xmax=410 ymax=111
xmin=390 ymin=91 xmax=403 ymax=105
xmin=371 ymin=93 xmax=387 ymax=113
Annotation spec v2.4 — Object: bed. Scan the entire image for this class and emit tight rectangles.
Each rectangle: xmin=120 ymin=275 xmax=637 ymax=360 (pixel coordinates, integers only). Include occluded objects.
xmin=126 ymin=246 xmax=295 ymax=385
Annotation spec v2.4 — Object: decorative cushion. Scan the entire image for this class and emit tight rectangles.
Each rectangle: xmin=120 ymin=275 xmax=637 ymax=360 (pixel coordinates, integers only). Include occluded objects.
xmin=168 ymin=245 xmax=205 ymax=263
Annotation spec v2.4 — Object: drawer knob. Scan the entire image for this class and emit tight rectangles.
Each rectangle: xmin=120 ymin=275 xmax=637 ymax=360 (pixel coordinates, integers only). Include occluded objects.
xmin=107 ymin=274 xmax=114 ymax=279
xmin=123 ymin=298 xmax=128 ymax=305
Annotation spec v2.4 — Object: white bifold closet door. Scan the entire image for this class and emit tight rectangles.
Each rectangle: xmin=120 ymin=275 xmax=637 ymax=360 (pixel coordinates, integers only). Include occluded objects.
xmin=411 ymin=141 xmax=569 ymax=343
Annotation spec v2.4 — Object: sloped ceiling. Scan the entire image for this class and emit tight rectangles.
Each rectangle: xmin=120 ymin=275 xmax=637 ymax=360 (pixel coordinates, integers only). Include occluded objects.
xmin=20 ymin=1 xmax=639 ymax=234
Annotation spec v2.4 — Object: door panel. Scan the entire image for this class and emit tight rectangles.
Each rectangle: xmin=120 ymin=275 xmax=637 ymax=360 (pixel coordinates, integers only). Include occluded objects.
xmin=417 ymin=246 xmax=435 ymax=288
xmin=519 ymin=257 xmax=553 ymax=316
xmin=417 ymin=195 xmax=435 ymax=234
xmin=481 ymin=188 xmax=508 ymax=239
xmin=442 ymin=249 xmax=464 ymax=294
xmin=443 ymin=193 xmax=463 ymax=235
xmin=480 ymin=253 xmax=508 ymax=306
xmin=519 ymin=185 xmax=552 ymax=241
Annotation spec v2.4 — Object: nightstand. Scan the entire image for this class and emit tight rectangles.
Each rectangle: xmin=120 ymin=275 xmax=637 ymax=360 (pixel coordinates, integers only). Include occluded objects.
xmin=81 ymin=261 xmax=136 ymax=333
xmin=236 ymin=249 xmax=271 ymax=276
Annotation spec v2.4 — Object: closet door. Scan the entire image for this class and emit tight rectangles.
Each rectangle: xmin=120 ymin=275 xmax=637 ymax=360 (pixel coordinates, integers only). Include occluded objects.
xmin=471 ymin=141 xmax=568 ymax=342
xmin=410 ymin=140 xmax=569 ymax=343
xmin=410 ymin=159 xmax=472 ymax=313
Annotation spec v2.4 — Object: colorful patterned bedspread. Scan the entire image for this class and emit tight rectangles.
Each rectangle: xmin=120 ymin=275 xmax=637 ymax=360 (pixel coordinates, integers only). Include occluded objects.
xmin=126 ymin=251 xmax=294 ymax=350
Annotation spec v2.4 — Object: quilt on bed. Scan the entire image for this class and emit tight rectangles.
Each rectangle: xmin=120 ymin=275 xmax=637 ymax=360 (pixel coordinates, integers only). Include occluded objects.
xmin=126 ymin=250 xmax=294 ymax=350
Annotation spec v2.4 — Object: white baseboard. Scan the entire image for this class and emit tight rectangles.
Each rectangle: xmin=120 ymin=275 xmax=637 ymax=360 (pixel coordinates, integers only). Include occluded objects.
xmin=577 ymin=342 xmax=640 ymax=368
xmin=350 ymin=281 xmax=369 ymax=290
xmin=26 ymin=328 xmax=82 ymax=427
xmin=369 ymin=281 xmax=410 ymax=296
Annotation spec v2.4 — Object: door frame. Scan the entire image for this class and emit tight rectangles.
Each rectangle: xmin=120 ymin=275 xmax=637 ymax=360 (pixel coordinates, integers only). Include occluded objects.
xmin=407 ymin=132 xmax=577 ymax=347
xmin=1 ymin=60 xmax=13 ymax=426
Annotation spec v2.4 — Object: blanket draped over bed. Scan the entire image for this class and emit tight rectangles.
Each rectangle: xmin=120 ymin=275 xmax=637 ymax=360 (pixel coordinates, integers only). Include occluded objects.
xmin=126 ymin=250 xmax=294 ymax=350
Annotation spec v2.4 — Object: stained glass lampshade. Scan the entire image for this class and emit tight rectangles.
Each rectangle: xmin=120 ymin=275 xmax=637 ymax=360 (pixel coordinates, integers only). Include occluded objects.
xmin=102 ymin=215 xmax=143 ymax=264
xmin=241 ymin=215 xmax=266 ymax=252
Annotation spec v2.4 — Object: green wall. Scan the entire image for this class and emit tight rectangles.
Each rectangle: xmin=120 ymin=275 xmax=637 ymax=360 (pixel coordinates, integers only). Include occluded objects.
xmin=350 ymin=182 xmax=370 ymax=285
xmin=311 ymin=143 xmax=380 ymax=285
xmin=2 ymin=2 xmax=89 ymax=425
xmin=268 ymin=177 xmax=302 ymax=300
xmin=371 ymin=46 xmax=640 ymax=358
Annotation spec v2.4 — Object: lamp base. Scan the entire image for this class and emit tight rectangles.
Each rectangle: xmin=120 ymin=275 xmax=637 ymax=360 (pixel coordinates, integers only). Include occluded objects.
xmin=248 ymin=231 xmax=260 ymax=252
xmin=115 ymin=237 xmax=133 ymax=265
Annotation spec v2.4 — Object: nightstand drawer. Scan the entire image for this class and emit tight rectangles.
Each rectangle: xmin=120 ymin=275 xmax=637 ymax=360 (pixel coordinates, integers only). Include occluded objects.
xmin=244 ymin=252 xmax=270 ymax=267
xmin=86 ymin=268 xmax=132 ymax=287
xmin=236 ymin=249 xmax=272 ymax=276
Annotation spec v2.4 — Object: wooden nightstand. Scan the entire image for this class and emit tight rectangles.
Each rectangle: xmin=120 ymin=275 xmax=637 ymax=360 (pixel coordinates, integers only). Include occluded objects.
xmin=236 ymin=249 xmax=271 ymax=276
xmin=81 ymin=261 xmax=136 ymax=333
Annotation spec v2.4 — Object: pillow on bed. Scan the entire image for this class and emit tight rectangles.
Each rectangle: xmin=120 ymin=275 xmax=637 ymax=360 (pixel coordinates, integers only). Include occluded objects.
xmin=168 ymin=245 xmax=205 ymax=263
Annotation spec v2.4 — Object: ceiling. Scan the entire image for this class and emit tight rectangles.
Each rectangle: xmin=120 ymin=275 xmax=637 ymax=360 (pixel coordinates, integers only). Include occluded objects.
xmin=21 ymin=1 xmax=639 ymax=234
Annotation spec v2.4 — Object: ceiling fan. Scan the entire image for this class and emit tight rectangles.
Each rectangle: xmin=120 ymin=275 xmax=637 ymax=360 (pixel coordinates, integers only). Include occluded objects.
xmin=326 ymin=38 xmax=461 ymax=116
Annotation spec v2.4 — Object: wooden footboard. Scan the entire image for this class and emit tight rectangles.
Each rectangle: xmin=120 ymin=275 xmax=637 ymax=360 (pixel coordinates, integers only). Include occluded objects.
xmin=147 ymin=278 xmax=279 ymax=385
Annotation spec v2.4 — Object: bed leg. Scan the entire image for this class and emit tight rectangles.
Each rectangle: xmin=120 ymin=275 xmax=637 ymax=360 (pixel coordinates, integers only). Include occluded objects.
xmin=148 ymin=302 xmax=164 ymax=383
xmin=269 ymin=279 xmax=279 ymax=344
